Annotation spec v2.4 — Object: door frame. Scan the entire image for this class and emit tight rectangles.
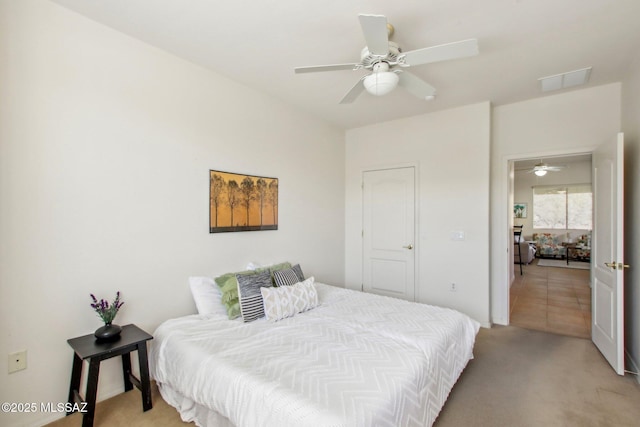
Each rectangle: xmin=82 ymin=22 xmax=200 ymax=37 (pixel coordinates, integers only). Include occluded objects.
xmin=496 ymin=147 xmax=596 ymax=326
xmin=361 ymin=162 xmax=419 ymax=301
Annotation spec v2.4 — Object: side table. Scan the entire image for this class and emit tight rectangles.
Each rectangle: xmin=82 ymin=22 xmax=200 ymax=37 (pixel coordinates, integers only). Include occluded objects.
xmin=562 ymin=242 xmax=577 ymax=265
xmin=66 ymin=324 xmax=153 ymax=427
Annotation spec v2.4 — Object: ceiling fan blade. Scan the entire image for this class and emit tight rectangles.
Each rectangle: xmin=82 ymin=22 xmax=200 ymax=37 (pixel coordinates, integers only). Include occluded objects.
xmin=402 ymin=39 xmax=479 ymax=66
xmin=294 ymin=63 xmax=360 ymax=74
xmin=339 ymin=76 xmax=367 ymax=104
xmin=397 ymin=71 xmax=436 ymax=100
xmin=358 ymin=14 xmax=389 ymax=56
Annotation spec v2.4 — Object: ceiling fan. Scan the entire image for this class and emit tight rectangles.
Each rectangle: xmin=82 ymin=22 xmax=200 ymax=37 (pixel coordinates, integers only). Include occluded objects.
xmin=522 ymin=162 xmax=567 ymax=176
xmin=294 ymin=14 xmax=479 ymax=104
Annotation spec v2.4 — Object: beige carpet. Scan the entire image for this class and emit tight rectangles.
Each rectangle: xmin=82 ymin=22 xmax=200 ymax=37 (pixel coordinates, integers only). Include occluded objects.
xmin=436 ymin=326 xmax=640 ymax=427
xmin=46 ymin=326 xmax=640 ymax=427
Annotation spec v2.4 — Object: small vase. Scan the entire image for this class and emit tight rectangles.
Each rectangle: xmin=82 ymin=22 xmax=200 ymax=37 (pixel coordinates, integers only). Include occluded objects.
xmin=94 ymin=323 xmax=122 ymax=342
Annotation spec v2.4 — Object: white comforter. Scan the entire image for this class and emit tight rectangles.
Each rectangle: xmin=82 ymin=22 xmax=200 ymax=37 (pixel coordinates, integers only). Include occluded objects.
xmin=151 ymin=283 xmax=480 ymax=427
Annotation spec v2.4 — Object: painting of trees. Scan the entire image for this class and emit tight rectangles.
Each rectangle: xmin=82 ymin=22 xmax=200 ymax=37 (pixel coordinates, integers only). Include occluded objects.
xmin=268 ymin=179 xmax=278 ymax=225
xmin=210 ymin=173 xmax=225 ymax=227
xmin=240 ymin=176 xmax=255 ymax=227
xmin=209 ymin=170 xmax=278 ymax=233
xmin=226 ymin=179 xmax=239 ymax=227
xmin=256 ymin=178 xmax=267 ymax=225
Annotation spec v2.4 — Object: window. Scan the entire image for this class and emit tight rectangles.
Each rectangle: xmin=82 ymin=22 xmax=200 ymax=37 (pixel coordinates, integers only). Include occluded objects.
xmin=532 ymin=184 xmax=592 ymax=230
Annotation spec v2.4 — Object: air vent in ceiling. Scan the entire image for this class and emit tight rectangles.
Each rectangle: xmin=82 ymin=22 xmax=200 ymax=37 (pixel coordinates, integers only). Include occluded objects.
xmin=538 ymin=67 xmax=592 ymax=92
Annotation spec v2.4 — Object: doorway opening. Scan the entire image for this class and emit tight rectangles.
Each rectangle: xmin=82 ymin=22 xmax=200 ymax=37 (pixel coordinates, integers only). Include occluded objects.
xmin=509 ymin=153 xmax=593 ymax=338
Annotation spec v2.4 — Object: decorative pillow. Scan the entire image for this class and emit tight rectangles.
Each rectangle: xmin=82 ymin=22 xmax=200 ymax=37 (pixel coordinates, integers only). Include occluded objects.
xmin=259 ymin=261 xmax=292 ymax=285
xmin=248 ymin=261 xmax=292 ymax=286
xmin=237 ymin=270 xmax=273 ymax=322
xmin=273 ymin=264 xmax=305 ymax=287
xmin=261 ymin=277 xmax=318 ymax=322
xmin=292 ymin=264 xmax=305 ymax=281
xmin=188 ymin=277 xmax=226 ymax=316
xmin=245 ymin=261 xmax=261 ymax=270
xmin=214 ymin=270 xmax=256 ymax=320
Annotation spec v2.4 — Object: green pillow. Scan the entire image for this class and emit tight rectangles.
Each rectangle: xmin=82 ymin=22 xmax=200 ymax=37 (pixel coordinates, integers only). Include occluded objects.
xmin=214 ymin=270 xmax=256 ymax=319
xmin=256 ymin=262 xmax=292 ymax=285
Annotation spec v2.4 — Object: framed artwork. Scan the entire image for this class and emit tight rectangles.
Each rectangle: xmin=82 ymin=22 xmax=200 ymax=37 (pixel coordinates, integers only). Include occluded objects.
xmin=514 ymin=202 xmax=527 ymax=219
xmin=209 ymin=170 xmax=278 ymax=233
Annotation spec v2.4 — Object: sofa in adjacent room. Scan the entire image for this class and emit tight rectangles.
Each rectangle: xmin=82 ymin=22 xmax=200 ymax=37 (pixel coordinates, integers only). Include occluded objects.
xmin=532 ymin=233 xmax=567 ymax=259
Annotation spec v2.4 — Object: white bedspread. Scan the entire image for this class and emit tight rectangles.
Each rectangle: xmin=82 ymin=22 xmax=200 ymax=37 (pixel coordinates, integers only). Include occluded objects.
xmin=151 ymin=283 xmax=480 ymax=427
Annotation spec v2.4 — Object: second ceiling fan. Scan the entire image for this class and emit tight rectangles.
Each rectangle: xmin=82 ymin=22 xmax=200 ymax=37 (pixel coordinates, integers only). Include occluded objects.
xmin=294 ymin=14 xmax=479 ymax=104
xmin=527 ymin=162 xmax=567 ymax=176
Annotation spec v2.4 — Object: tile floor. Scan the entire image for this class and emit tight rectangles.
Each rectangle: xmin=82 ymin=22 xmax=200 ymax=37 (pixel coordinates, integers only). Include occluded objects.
xmin=510 ymin=258 xmax=592 ymax=339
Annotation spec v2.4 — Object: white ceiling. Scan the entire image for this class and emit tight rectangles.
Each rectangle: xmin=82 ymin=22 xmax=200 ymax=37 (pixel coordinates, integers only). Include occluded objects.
xmin=50 ymin=0 xmax=640 ymax=130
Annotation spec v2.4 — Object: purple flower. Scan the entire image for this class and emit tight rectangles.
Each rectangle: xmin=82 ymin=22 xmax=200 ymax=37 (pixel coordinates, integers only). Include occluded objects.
xmin=89 ymin=291 xmax=124 ymax=324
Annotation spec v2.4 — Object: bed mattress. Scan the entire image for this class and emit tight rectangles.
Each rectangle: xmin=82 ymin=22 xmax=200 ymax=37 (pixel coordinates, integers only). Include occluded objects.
xmin=150 ymin=283 xmax=480 ymax=427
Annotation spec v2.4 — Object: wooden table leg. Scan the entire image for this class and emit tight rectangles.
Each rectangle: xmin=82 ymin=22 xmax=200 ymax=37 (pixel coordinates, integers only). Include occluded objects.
xmin=121 ymin=353 xmax=133 ymax=392
xmin=83 ymin=358 xmax=101 ymax=427
xmin=67 ymin=352 xmax=82 ymax=416
xmin=137 ymin=343 xmax=153 ymax=411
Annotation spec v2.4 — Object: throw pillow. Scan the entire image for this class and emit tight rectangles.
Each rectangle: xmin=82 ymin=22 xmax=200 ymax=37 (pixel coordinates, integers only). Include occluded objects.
xmin=292 ymin=264 xmax=305 ymax=281
xmin=237 ymin=270 xmax=273 ymax=322
xmin=214 ymin=270 xmax=256 ymax=320
xmin=261 ymin=277 xmax=318 ymax=322
xmin=258 ymin=261 xmax=292 ymax=285
xmin=273 ymin=264 xmax=305 ymax=287
xmin=188 ymin=276 xmax=226 ymax=316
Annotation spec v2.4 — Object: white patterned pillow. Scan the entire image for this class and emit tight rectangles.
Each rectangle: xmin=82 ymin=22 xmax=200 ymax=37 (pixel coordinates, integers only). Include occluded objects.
xmin=261 ymin=277 xmax=318 ymax=322
xmin=236 ymin=270 xmax=273 ymax=322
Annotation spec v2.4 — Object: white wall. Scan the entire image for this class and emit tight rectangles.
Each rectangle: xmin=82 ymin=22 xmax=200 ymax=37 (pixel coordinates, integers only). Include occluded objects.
xmin=345 ymin=102 xmax=491 ymax=326
xmin=621 ymin=58 xmax=640 ymax=381
xmin=491 ymin=83 xmax=621 ymax=325
xmin=0 ymin=1 xmax=345 ymax=426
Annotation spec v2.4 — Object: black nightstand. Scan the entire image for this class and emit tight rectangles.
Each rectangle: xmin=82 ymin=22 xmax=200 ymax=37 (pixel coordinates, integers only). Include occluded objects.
xmin=66 ymin=324 xmax=153 ymax=427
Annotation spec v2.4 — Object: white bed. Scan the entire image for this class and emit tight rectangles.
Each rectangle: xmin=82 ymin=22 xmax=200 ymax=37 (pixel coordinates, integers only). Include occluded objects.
xmin=150 ymin=282 xmax=480 ymax=427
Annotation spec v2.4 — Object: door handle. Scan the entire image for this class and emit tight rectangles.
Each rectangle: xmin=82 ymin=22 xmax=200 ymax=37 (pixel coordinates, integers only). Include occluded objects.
xmin=605 ymin=262 xmax=631 ymax=270
xmin=403 ymin=244 xmax=413 ymax=250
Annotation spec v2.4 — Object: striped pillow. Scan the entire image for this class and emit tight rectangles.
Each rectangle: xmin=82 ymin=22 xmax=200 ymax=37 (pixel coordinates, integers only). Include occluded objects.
xmin=273 ymin=264 xmax=305 ymax=287
xmin=236 ymin=270 xmax=272 ymax=322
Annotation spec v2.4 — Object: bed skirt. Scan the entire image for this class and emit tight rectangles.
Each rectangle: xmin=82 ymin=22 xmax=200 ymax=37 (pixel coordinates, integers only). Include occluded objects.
xmin=158 ymin=381 xmax=235 ymax=427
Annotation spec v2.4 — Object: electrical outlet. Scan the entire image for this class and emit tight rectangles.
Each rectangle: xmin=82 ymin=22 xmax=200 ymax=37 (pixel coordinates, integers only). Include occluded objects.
xmin=450 ymin=283 xmax=457 ymax=292
xmin=8 ymin=350 xmax=27 ymax=374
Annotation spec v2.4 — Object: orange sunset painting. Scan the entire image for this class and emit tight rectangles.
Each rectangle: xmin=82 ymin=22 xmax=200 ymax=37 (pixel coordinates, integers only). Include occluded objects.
xmin=209 ymin=170 xmax=278 ymax=233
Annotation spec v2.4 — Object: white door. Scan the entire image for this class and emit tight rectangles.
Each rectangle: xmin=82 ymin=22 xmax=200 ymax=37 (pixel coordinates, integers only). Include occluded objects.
xmin=362 ymin=167 xmax=415 ymax=301
xmin=592 ymin=133 xmax=625 ymax=375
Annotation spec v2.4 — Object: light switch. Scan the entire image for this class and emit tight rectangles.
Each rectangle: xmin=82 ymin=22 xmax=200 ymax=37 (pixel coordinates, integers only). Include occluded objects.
xmin=451 ymin=231 xmax=465 ymax=241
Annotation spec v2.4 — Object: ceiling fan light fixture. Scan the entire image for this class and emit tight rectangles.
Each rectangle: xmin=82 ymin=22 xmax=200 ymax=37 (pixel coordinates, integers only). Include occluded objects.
xmin=295 ymin=14 xmax=479 ymax=104
xmin=363 ymin=71 xmax=399 ymax=96
xmin=534 ymin=169 xmax=548 ymax=177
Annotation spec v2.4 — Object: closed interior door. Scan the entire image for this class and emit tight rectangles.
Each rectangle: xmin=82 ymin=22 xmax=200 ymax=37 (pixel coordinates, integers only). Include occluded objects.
xmin=362 ymin=167 xmax=415 ymax=301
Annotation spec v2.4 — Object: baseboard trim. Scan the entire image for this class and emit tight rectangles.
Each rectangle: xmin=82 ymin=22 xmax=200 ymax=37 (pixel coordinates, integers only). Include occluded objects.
xmin=625 ymin=349 xmax=640 ymax=384
xmin=492 ymin=317 xmax=508 ymax=326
